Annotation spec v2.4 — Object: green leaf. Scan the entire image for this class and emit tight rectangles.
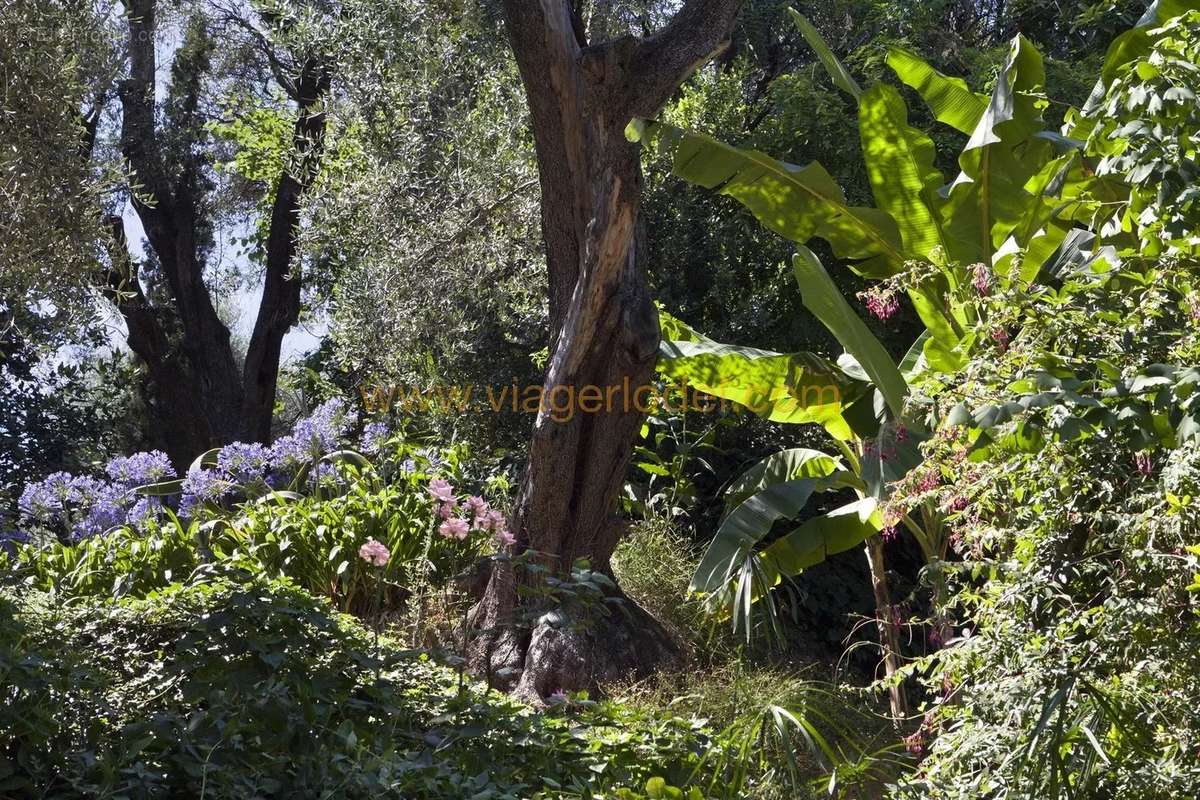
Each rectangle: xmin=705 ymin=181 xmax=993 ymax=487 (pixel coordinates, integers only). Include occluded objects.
xmin=942 ymin=34 xmax=1049 ymax=263
xmin=631 ymin=121 xmax=904 ymax=276
xmin=724 ymin=448 xmax=845 ymax=508
xmin=787 ymin=9 xmax=862 ymax=100
xmin=691 ymin=475 xmax=853 ymax=594
xmin=792 ymin=246 xmax=908 ymax=418
xmin=757 ymin=498 xmax=882 ymax=584
xmin=858 ymin=84 xmax=947 ymax=259
xmin=886 ymin=48 xmax=987 ymax=135
xmin=657 ymin=334 xmax=860 ymax=437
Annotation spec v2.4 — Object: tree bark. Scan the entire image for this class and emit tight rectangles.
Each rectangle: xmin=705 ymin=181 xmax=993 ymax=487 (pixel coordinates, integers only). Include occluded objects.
xmin=469 ymin=0 xmax=743 ymax=700
xmin=112 ymin=0 xmax=329 ymax=463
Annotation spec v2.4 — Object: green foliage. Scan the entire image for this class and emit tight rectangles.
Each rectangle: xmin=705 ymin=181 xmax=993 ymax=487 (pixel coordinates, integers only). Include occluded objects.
xmin=0 ymin=577 xmax=727 ymax=798
xmin=890 ymin=266 xmax=1200 ymax=796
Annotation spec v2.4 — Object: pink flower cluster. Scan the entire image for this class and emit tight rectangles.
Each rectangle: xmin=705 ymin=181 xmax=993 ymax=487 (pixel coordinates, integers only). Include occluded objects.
xmin=358 ymin=537 xmax=390 ymax=567
xmin=860 ymin=287 xmax=901 ymax=322
xmin=428 ymin=478 xmax=515 ymax=547
xmin=1134 ymin=450 xmax=1154 ymax=477
xmin=971 ymin=263 xmax=991 ymax=296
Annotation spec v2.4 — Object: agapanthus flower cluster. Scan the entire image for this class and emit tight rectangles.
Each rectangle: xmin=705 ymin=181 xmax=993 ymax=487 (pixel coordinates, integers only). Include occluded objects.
xmin=293 ymin=397 xmax=351 ymax=453
xmin=216 ymin=442 xmax=271 ymax=484
xmin=19 ymin=471 xmax=131 ymax=542
xmin=178 ymin=467 xmax=229 ymax=519
xmin=105 ymin=451 xmax=175 ymax=488
xmin=359 ymin=421 xmax=390 ymax=454
xmin=427 ymin=479 xmax=513 ymax=547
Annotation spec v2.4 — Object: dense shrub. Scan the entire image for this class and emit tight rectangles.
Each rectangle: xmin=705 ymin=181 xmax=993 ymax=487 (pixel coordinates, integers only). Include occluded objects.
xmin=0 ymin=577 xmax=724 ymax=799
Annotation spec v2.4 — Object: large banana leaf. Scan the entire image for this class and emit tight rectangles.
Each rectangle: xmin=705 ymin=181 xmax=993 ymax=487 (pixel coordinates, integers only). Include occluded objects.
xmin=886 ymin=48 xmax=988 ymax=135
xmin=724 ymin=448 xmax=847 ymax=509
xmin=787 ymin=9 xmax=862 ymax=100
xmin=941 ymin=35 xmax=1049 ymax=264
xmin=757 ymin=498 xmax=882 ymax=585
xmin=859 ymin=83 xmax=948 ymax=260
xmin=792 ymin=246 xmax=908 ymax=418
xmin=658 ymin=337 xmax=860 ymax=437
xmin=628 ymin=122 xmax=905 ymax=277
xmin=690 ymin=473 xmax=857 ymax=594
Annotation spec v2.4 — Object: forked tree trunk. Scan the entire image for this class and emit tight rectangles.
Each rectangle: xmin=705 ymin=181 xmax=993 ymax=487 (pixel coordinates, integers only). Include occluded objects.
xmin=110 ymin=0 xmax=329 ymax=464
xmin=469 ymin=0 xmax=743 ymax=700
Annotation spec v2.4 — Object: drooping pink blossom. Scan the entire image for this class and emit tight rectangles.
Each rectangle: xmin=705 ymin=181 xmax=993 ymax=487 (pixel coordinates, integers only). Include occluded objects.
xmin=437 ymin=498 xmax=458 ymax=520
xmin=991 ymin=327 xmax=1010 ymax=352
xmin=480 ymin=508 xmax=506 ymax=532
xmin=861 ymin=287 xmax=900 ymax=321
xmin=494 ymin=527 xmax=516 ymax=548
xmin=428 ymin=478 xmax=455 ymax=503
xmin=971 ymin=263 xmax=991 ymax=296
xmin=1134 ymin=451 xmax=1154 ymax=476
xmin=438 ymin=517 xmax=470 ymax=541
xmin=358 ymin=537 xmax=390 ymax=567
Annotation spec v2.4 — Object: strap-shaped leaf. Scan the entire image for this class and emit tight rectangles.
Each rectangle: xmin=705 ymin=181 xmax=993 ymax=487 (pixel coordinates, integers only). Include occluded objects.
xmin=757 ymin=498 xmax=883 ymax=583
xmin=788 ymin=8 xmax=862 ymax=100
xmin=630 ymin=121 xmax=905 ymax=275
xmin=691 ymin=473 xmax=855 ymax=594
xmin=792 ymin=246 xmax=908 ymax=418
xmin=724 ymin=448 xmax=846 ymax=509
xmin=886 ymin=48 xmax=987 ymax=135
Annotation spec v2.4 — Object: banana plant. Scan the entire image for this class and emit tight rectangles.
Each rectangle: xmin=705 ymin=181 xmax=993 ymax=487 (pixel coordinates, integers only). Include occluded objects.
xmin=628 ymin=9 xmax=1132 ymax=374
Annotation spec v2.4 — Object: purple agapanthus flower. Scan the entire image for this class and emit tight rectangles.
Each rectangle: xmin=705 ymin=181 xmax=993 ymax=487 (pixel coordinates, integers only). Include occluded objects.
xmin=68 ymin=479 xmax=128 ymax=541
xmin=20 ymin=472 xmax=131 ymax=540
xmin=105 ymin=451 xmax=175 ymax=488
xmin=178 ymin=468 xmax=228 ymax=519
xmin=19 ymin=471 xmax=80 ymax=525
xmin=125 ymin=497 xmax=164 ymax=527
xmin=359 ymin=421 xmax=390 ymax=454
xmin=217 ymin=441 xmax=271 ymax=484
xmin=292 ymin=398 xmax=351 ymax=453
xmin=307 ymin=461 xmax=338 ymax=489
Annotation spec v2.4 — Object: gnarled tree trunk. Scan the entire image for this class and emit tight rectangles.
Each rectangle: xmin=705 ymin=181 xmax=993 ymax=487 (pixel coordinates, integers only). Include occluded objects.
xmin=469 ymin=0 xmax=743 ymax=701
xmin=110 ymin=0 xmax=330 ymax=464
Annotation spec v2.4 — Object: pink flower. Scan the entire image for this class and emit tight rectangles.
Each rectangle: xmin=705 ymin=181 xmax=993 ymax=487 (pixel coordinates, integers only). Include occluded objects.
xmin=1134 ymin=451 xmax=1153 ymax=476
xmin=480 ymin=508 xmax=506 ymax=532
xmin=991 ymin=327 xmax=1009 ymax=352
xmin=917 ymin=470 xmax=940 ymax=492
xmin=438 ymin=517 xmax=470 ymax=541
xmin=547 ymin=690 xmax=569 ymax=705
xmin=428 ymin=478 xmax=455 ymax=503
xmin=494 ymin=527 xmax=516 ymax=548
xmin=903 ymin=729 xmax=926 ymax=756
xmin=944 ymin=495 xmax=969 ymax=513
xmin=972 ymin=263 xmax=991 ymax=296
xmin=358 ymin=537 xmax=390 ymax=567
xmin=437 ymin=498 xmax=458 ymax=520
xmin=861 ymin=287 xmax=900 ymax=321
xmin=464 ymin=495 xmax=489 ymax=524
xmin=881 ymin=524 xmax=899 ymax=542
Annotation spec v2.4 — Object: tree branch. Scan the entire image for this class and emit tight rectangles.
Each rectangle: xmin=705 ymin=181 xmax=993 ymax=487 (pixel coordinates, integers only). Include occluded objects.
xmin=625 ymin=0 xmax=744 ymax=116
